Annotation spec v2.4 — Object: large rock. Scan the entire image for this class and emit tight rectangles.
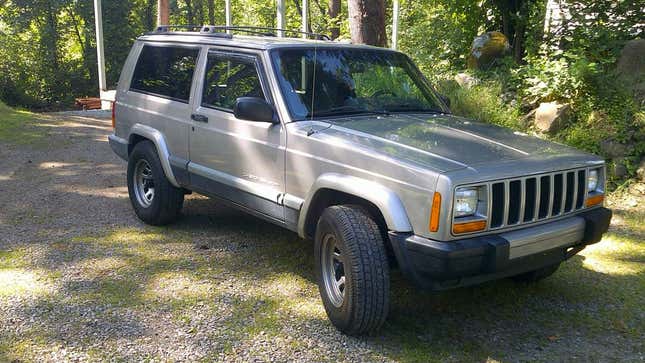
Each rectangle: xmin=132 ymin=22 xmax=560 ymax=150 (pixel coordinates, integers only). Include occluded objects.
xmin=617 ymin=39 xmax=645 ymax=105
xmin=637 ymin=157 xmax=645 ymax=182
xmin=612 ymin=158 xmax=628 ymax=179
xmin=467 ymin=31 xmax=510 ymax=70
xmin=600 ymin=140 xmax=629 ymax=158
xmin=533 ymin=102 xmax=570 ymax=134
xmin=617 ymin=39 xmax=645 ymax=78
xmin=454 ymin=73 xmax=478 ymax=88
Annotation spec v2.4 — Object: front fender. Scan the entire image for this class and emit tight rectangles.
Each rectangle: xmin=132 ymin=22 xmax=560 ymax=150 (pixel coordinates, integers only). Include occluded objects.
xmin=129 ymin=123 xmax=180 ymax=187
xmin=298 ymin=173 xmax=413 ymax=237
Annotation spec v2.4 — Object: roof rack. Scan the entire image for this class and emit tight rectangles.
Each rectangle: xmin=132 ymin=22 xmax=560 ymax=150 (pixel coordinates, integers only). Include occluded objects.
xmin=151 ymin=25 xmax=330 ymax=40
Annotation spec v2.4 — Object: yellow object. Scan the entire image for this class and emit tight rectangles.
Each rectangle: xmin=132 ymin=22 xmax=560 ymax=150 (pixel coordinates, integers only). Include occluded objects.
xmin=585 ymin=194 xmax=604 ymax=207
xmin=429 ymin=192 xmax=441 ymax=232
xmin=453 ymin=220 xmax=486 ymax=234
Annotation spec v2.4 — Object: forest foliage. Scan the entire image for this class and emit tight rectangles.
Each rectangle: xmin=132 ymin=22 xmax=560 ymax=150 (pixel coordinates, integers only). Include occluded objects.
xmin=0 ymin=0 xmax=643 ymax=180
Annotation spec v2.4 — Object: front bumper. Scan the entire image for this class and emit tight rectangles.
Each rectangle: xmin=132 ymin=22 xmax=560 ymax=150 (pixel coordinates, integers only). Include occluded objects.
xmin=389 ymin=207 xmax=612 ymax=290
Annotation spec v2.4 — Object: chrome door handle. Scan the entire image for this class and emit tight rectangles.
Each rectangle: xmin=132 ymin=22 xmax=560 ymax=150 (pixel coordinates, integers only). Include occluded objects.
xmin=191 ymin=113 xmax=208 ymax=123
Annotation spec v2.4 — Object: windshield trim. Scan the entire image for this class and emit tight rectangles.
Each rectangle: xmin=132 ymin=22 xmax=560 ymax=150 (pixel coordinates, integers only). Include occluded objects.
xmin=269 ymin=46 xmax=450 ymax=122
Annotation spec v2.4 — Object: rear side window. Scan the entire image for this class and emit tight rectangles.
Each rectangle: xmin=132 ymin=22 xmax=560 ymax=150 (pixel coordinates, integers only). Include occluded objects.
xmin=130 ymin=45 xmax=199 ymax=102
xmin=201 ymin=54 xmax=265 ymax=111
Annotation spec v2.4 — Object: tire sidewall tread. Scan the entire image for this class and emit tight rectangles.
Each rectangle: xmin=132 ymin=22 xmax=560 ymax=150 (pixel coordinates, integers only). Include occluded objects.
xmin=315 ymin=205 xmax=390 ymax=335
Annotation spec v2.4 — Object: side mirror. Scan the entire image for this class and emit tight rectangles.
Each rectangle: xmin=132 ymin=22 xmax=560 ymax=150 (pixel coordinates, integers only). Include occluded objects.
xmin=234 ymin=97 xmax=276 ymax=123
xmin=439 ymin=94 xmax=451 ymax=107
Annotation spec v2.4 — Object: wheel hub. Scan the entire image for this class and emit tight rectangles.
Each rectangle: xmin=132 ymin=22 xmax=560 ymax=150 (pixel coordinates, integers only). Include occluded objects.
xmin=133 ymin=159 xmax=155 ymax=208
xmin=321 ymin=234 xmax=346 ymax=308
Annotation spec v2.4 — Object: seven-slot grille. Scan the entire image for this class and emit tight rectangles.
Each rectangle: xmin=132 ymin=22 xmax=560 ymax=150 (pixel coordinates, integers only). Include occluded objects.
xmin=488 ymin=168 xmax=587 ymax=229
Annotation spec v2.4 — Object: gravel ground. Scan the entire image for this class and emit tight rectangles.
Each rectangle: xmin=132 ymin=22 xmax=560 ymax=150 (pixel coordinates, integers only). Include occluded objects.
xmin=0 ymin=111 xmax=643 ymax=362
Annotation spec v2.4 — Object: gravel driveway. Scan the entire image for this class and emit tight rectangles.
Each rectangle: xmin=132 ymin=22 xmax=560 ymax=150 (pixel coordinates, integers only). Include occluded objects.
xmin=1 ymin=112 xmax=643 ymax=362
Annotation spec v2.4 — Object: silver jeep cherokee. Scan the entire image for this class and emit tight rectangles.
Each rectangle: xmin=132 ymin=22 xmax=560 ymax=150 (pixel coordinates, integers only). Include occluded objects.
xmin=109 ymin=26 xmax=612 ymax=335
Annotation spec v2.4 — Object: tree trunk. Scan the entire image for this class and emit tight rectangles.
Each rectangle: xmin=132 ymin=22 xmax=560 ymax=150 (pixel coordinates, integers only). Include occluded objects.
xmin=494 ymin=0 xmax=530 ymax=62
xmin=157 ymin=0 xmax=169 ymax=26
xmin=347 ymin=0 xmax=386 ymax=46
xmin=207 ymin=0 xmax=215 ymax=25
xmin=328 ymin=0 xmax=340 ymax=39
xmin=145 ymin=0 xmax=156 ymax=30
xmin=185 ymin=0 xmax=194 ymax=25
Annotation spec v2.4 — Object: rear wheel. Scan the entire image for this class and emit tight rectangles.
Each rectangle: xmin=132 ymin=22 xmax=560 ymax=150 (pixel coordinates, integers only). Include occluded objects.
xmin=315 ymin=205 xmax=390 ymax=335
xmin=127 ymin=140 xmax=184 ymax=225
xmin=512 ymin=263 xmax=560 ymax=283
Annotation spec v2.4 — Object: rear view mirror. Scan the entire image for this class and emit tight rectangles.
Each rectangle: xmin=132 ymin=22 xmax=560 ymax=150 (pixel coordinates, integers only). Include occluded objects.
xmin=234 ymin=97 xmax=276 ymax=123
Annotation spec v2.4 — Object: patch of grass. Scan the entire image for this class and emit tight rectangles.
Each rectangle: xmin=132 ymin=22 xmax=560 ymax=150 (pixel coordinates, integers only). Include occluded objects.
xmin=0 ymin=101 xmax=46 ymax=144
xmin=441 ymin=79 xmax=524 ymax=130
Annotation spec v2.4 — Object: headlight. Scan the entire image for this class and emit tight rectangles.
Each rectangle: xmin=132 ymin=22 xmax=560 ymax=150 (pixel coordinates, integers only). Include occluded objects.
xmin=454 ymin=187 xmax=479 ymax=217
xmin=587 ymin=169 xmax=599 ymax=192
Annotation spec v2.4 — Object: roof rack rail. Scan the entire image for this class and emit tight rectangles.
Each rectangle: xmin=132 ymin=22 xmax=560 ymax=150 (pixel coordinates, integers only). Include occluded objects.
xmin=151 ymin=25 xmax=330 ymax=40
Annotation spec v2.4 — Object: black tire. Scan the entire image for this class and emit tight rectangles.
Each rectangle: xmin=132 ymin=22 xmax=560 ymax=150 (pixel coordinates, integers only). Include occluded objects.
xmin=512 ymin=263 xmax=560 ymax=283
xmin=314 ymin=205 xmax=390 ymax=335
xmin=127 ymin=140 xmax=184 ymax=225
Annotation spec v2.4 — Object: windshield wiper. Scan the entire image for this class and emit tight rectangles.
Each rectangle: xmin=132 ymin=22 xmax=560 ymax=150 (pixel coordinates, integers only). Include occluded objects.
xmin=382 ymin=105 xmax=444 ymax=113
xmin=380 ymin=101 xmax=445 ymax=114
xmin=308 ymin=106 xmax=389 ymax=118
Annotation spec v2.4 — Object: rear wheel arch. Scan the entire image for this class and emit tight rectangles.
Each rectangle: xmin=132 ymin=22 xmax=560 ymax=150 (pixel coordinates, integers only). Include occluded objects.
xmin=128 ymin=133 xmax=147 ymax=156
xmin=126 ymin=125 xmax=180 ymax=187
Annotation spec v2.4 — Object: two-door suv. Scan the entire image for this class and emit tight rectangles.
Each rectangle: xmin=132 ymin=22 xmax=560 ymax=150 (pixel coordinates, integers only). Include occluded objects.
xmin=109 ymin=26 xmax=612 ymax=335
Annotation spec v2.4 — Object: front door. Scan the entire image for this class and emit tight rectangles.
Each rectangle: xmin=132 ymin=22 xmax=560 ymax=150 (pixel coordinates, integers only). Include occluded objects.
xmin=188 ymin=49 xmax=285 ymax=221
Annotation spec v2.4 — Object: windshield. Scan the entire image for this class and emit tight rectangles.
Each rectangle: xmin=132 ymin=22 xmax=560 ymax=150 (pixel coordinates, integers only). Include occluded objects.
xmin=271 ymin=48 xmax=448 ymax=121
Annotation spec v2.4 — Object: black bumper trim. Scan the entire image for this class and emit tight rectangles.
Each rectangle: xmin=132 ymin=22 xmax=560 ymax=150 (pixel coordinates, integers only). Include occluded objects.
xmin=389 ymin=207 xmax=612 ymax=290
xmin=108 ymin=134 xmax=129 ymax=161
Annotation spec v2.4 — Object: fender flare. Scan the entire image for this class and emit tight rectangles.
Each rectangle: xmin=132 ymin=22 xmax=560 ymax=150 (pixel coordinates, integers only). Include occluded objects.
xmin=129 ymin=123 xmax=180 ymax=187
xmin=297 ymin=173 xmax=413 ymax=237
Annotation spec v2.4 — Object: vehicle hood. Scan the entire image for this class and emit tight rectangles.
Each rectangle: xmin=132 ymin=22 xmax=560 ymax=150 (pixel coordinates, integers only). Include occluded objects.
xmin=316 ymin=113 xmax=598 ymax=173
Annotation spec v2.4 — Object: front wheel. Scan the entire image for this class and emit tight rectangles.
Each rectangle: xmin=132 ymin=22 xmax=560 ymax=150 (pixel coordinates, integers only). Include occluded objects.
xmin=314 ymin=205 xmax=390 ymax=335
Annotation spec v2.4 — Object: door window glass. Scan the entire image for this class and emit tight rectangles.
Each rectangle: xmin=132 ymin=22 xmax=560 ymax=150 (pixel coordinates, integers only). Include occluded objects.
xmin=202 ymin=54 xmax=265 ymax=111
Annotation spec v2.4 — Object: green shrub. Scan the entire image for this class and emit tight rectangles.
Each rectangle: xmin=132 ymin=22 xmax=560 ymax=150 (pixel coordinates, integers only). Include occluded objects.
xmin=438 ymin=77 xmax=523 ymax=130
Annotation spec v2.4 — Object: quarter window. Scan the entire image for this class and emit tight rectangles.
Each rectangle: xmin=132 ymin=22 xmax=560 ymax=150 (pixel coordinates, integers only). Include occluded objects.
xmin=202 ymin=54 xmax=265 ymax=111
xmin=130 ymin=45 xmax=199 ymax=102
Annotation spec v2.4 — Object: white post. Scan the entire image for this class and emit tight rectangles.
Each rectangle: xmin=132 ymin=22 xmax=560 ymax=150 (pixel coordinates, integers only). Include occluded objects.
xmin=301 ymin=0 xmax=308 ymax=38
xmin=391 ymin=0 xmax=399 ymax=49
xmin=93 ymin=0 xmax=106 ymax=92
xmin=277 ymin=0 xmax=286 ymax=37
xmin=225 ymin=0 xmax=232 ymax=32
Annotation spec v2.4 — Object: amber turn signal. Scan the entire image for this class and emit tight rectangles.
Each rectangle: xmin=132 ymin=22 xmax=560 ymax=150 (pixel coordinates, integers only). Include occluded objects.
xmin=452 ymin=220 xmax=486 ymax=234
xmin=585 ymin=194 xmax=604 ymax=207
xmin=111 ymin=101 xmax=116 ymax=129
xmin=429 ymin=192 xmax=441 ymax=232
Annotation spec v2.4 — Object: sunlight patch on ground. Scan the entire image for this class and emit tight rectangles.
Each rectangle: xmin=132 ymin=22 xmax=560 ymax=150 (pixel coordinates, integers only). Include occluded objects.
xmin=38 ymin=161 xmax=77 ymax=169
xmin=580 ymin=235 xmax=645 ymax=276
xmin=35 ymin=120 xmax=111 ymax=132
xmin=263 ymin=273 xmax=311 ymax=298
xmin=145 ymin=271 xmax=215 ymax=300
xmin=73 ymin=228 xmax=168 ymax=246
xmin=0 ymin=269 xmax=53 ymax=297
xmin=73 ymin=257 xmax=128 ymax=279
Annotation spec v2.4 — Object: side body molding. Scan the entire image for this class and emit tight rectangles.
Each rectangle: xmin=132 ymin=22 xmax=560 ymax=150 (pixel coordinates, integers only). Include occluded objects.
xmin=129 ymin=123 xmax=180 ymax=187
xmin=297 ymin=173 xmax=413 ymax=238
